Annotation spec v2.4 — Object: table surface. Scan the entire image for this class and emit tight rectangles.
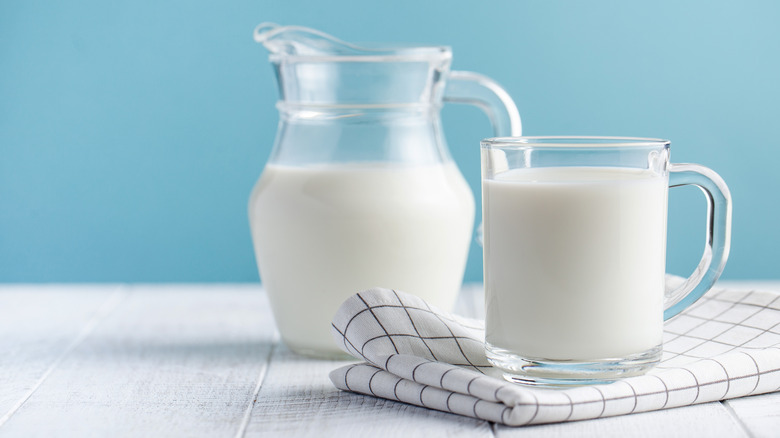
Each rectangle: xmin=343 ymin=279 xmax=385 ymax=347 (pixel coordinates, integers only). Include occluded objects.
xmin=1 ymin=282 xmax=779 ymax=438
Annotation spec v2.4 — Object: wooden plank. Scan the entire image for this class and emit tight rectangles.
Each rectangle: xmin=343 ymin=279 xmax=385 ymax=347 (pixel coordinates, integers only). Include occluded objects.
xmin=725 ymin=391 xmax=780 ymax=438
xmin=714 ymin=280 xmax=780 ymax=438
xmin=494 ymin=402 xmax=748 ymax=438
xmin=241 ymin=282 xmax=494 ymax=437
xmin=0 ymin=284 xmax=276 ymax=438
xmin=243 ymin=343 xmax=494 ymax=438
xmin=0 ymin=285 xmax=126 ymax=423
xmin=0 ymin=281 xmax=775 ymax=437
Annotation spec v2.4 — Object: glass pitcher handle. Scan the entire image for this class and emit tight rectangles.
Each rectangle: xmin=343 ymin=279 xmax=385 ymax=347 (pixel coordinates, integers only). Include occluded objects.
xmin=444 ymin=71 xmax=521 ymax=247
xmin=664 ymin=163 xmax=733 ymax=320
xmin=443 ymin=71 xmax=522 ymax=137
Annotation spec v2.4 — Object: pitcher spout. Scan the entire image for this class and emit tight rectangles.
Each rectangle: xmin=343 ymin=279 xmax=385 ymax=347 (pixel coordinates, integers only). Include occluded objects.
xmin=253 ymin=23 xmax=454 ymax=106
xmin=254 ymin=22 xmax=451 ymax=60
xmin=253 ymin=22 xmax=370 ymax=57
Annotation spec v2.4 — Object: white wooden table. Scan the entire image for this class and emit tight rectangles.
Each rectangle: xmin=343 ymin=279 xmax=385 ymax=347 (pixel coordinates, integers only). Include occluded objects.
xmin=1 ymin=282 xmax=779 ymax=437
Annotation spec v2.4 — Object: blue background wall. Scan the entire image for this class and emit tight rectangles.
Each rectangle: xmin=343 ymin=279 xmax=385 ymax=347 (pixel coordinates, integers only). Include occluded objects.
xmin=2 ymin=0 xmax=778 ymax=282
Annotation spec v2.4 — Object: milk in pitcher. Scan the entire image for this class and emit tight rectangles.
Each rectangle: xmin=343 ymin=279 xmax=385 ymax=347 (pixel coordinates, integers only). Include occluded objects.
xmin=251 ymin=23 xmax=521 ymax=358
xmin=250 ymin=161 xmax=475 ymax=357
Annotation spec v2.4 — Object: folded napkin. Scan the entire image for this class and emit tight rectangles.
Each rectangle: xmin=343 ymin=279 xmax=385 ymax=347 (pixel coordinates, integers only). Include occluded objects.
xmin=329 ymin=285 xmax=780 ymax=426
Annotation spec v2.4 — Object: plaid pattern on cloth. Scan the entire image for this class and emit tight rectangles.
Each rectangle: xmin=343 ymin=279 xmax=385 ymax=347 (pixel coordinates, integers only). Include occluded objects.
xmin=329 ymin=285 xmax=780 ymax=426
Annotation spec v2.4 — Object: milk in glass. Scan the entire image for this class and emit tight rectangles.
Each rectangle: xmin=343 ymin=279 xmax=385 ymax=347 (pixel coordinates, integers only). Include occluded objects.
xmin=483 ymin=167 xmax=667 ymax=360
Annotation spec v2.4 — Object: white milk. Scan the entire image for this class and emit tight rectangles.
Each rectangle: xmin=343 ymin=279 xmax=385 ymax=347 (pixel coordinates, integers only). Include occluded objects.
xmin=249 ymin=162 xmax=475 ymax=357
xmin=483 ymin=167 xmax=667 ymax=361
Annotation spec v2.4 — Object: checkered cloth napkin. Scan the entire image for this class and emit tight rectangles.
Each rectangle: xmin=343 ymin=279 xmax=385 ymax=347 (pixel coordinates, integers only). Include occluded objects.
xmin=329 ymin=284 xmax=780 ymax=426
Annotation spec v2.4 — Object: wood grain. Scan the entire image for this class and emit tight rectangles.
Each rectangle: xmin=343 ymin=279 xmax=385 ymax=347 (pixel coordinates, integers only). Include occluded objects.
xmin=242 ymin=283 xmax=494 ymax=437
xmin=243 ymin=344 xmax=494 ymax=438
xmin=0 ymin=283 xmax=777 ymax=437
xmin=0 ymin=285 xmax=275 ymax=438
xmin=725 ymin=392 xmax=780 ymax=438
xmin=0 ymin=285 xmax=126 ymax=423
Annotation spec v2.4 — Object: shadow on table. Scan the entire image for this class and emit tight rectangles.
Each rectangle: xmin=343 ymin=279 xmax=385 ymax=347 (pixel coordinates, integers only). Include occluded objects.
xmin=67 ymin=338 xmax=279 ymax=362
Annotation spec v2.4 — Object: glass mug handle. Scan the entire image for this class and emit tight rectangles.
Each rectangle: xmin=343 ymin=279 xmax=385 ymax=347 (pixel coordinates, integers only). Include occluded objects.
xmin=664 ymin=163 xmax=733 ymax=320
xmin=443 ymin=71 xmax=522 ymax=137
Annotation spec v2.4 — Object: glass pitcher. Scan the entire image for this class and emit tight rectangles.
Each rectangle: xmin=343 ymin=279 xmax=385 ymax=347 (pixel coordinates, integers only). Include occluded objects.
xmin=249 ymin=23 xmax=521 ymax=358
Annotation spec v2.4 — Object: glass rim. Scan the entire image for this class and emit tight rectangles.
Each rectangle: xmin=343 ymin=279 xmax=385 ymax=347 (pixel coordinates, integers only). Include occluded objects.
xmin=481 ymin=136 xmax=671 ymax=148
xmin=269 ymin=47 xmax=451 ymax=63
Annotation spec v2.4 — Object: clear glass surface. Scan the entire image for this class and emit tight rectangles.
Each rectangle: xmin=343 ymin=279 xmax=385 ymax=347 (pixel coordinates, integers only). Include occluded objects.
xmin=481 ymin=136 xmax=731 ymax=385
xmin=248 ymin=24 xmax=521 ymax=357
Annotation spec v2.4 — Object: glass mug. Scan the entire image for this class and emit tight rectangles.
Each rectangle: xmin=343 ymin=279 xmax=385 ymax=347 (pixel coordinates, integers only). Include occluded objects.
xmin=481 ymin=137 xmax=732 ymax=385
